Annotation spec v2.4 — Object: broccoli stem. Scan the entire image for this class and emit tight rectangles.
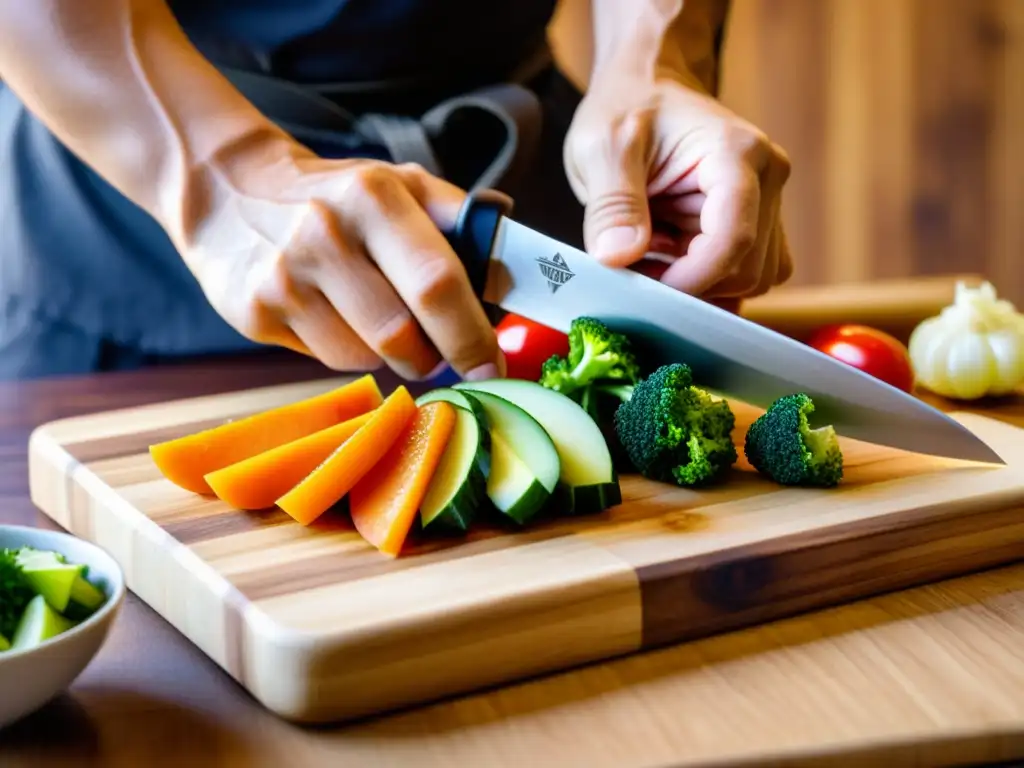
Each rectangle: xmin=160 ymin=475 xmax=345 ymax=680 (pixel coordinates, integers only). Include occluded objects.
xmin=801 ymin=423 xmax=837 ymax=457
xmin=567 ymin=346 xmax=623 ymax=392
xmin=595 ymin=383 xmax=635 ymax=403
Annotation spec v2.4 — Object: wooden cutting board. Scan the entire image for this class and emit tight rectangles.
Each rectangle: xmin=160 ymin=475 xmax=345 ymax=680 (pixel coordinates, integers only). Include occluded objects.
xmin=26 ymin=375 xmax=1024 ymax=725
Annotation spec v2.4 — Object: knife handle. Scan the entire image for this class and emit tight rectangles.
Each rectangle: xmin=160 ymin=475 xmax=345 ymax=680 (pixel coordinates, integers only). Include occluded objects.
xmin=444 ymin=188 xmax=515 ymax=300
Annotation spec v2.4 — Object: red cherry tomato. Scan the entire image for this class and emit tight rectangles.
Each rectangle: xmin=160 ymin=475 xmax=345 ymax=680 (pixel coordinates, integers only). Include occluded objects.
xmin=806 ymin=323 xmax=915 ymax=392
xmin=495 ymin=313 xmax=570 ymax=381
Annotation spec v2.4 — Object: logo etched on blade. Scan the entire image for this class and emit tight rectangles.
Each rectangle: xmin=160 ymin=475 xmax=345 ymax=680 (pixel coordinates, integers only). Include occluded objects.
xmin=536 ymin=253 xmax=574 ymax=293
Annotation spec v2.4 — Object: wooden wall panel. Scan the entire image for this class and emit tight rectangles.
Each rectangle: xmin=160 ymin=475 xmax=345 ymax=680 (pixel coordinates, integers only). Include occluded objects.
xmin=550 ymin=0 xmax=1024 ymax=303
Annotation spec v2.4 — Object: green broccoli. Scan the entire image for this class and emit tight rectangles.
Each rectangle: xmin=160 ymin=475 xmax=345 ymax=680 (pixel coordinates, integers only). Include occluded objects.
xmin=613 ymin=363 xmax=738 ymax=487
xmin=538 ymin=317 xmax=643 ymax=467
xmin=0 ymin=547 xmax=33 ymax=640
xmin=743 ymin=393 xmax=844 ymax=487
xmin=539 ymin=317 xmax=641 ymax=399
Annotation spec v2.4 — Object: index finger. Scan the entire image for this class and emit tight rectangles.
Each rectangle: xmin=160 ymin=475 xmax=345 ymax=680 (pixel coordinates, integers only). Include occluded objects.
xmin=660 ymin=152 xmax=761 ymax=296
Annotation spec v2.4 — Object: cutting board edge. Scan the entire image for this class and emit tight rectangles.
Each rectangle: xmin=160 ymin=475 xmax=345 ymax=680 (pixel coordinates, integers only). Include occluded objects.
xmin=28 ymin=425 xmax=256 ymax=685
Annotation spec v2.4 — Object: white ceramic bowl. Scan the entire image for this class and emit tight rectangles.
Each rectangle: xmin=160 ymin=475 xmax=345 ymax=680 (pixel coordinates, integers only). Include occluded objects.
xmin=0 ymin=525 xmax=125 ymax=729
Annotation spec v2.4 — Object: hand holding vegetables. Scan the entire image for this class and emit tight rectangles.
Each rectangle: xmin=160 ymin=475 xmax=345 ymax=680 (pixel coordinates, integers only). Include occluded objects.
xmin=909 ymin=281 xmax=1024 ymax=400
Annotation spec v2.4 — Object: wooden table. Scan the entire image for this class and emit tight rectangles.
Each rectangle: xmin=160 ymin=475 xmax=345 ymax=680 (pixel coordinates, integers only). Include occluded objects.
xmin=2 ymin=348 xmax=1024 ymax=768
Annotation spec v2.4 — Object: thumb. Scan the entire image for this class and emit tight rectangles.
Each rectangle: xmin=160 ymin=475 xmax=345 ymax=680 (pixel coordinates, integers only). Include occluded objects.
xmin=579 ymin=137 xmax=652 ymax=268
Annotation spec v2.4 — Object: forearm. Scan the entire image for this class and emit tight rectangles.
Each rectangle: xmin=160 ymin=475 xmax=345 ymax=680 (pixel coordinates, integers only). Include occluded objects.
xmin=589 ymin=0 xmax=730 ymax=93
xmin=0 ymin=0 xmax=289 ymax=246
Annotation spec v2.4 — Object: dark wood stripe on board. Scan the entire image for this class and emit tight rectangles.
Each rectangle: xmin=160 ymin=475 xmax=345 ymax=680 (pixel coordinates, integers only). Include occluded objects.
xmin=162 ymin=505 xmax=295 ymax=545
xmin=233 ymin=523 xmax=576 ymax=602
xmin=635 ymin=490 xmax=1024 ymax=649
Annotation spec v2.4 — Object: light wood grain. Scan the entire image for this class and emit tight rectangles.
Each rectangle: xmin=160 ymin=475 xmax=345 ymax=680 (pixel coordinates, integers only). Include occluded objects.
xmin=24 ymin=372 xmax=1024 ymax=726
xmin=739 ymin=273 xmax=985 ymax=343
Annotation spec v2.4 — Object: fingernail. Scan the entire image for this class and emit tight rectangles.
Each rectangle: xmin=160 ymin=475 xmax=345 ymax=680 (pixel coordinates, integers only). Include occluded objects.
xmin=464 ymin=362 xmax=499 ymax=381
xmin=594 ymin=227 xmax=640 ymax=262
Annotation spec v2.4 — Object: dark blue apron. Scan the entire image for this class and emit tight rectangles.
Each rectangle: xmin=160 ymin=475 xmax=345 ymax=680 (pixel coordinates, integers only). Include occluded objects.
xmin=0 ymin=0 xmax=579 ymax=380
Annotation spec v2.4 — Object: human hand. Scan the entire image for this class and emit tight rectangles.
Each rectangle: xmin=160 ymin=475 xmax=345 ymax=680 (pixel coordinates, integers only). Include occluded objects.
xmin=175 ymin=134 xmax=503 ymax=381
xmin=563 ymin=68 xmax=794 ymax=302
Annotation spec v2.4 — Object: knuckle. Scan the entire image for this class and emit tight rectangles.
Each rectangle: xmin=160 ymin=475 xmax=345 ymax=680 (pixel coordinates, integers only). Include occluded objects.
xmin=396 ymin=161 xmax=428 ymax=178
xmin=777 ymin=253 xmax=795 ymax=284
xmin=411 ymin=257 xmax=465 ymax=312
xmin=748 ymin=275 xmax=774 ymax=298
xmin=251 ymin=251 xmax=302 ymax=313
xmin=279 ymin=200 xmax=352 ymax=278
xmin=372 ymin=311 xmax=421 ymax=360
xmin=721 ymin=274 xmax=756 ymax=297
xmin=736 ymin=265 xmax=763 ymax=293
xmin=284 ymin=204 xmax=330 ymax=273
xmin=614 ymin=107 xmax=655 ymax=146
xmin=729 ymin=227 xmax=758 ymax=259
xmin=447 ymin=333 xmax=499 ymax=373
xmin=770 ymin=143 xmax=792 ymax=181
xmin=720 ymin=123 xmax=771 ymax=164
xmin=344 ymin=164 xmax=404 ymax=209
xmin=232 ymin=292 xmax=280 ymax=343
xmin=574 ymin=107 xmax=653 ymax=159
xmin=323 ymin=346 xmax=382 ymax=373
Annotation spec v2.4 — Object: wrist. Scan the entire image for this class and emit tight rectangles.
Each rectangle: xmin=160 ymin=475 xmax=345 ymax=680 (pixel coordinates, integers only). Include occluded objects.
xmin=589 ymin=0 xmax=728 ymax=95
xmin=165 ymin=121 xmax=303 ymax=247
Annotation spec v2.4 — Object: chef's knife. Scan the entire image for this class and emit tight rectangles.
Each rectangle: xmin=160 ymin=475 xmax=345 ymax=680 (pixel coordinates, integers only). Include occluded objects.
xmin=443 ymin=189 xmax=1004 ymax=465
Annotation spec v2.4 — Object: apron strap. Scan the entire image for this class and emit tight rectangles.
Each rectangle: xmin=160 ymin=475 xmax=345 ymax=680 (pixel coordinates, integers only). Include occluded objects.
xmin=218 ymin=64 xmax=545 ymax=192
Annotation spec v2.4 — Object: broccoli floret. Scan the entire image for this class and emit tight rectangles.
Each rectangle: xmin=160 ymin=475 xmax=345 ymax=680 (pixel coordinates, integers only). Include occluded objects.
xmin=0 ymin=548 xmax=33 ymax=640
xmin=539 ymin=317 xmax=640 ymax=398
xmin=743 ymin=393 xmax=843 ymax=487
xmin=538 ymin=318 xmax=643 ymax=469
xmin=613 ymin=363 xmax=738 ymax=487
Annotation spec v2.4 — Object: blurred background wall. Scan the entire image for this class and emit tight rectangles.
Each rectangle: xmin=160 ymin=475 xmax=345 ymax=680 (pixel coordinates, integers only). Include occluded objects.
xmin=550 ymin=0 xmax=1023 ymax=303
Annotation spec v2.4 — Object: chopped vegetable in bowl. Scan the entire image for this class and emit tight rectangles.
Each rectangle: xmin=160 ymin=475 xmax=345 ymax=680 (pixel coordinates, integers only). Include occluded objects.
xmin=0 ymin=546 xmax=107 ymax=652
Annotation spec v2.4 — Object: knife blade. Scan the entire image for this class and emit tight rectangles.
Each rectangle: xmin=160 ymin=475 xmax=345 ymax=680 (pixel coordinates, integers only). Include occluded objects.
xmin=444 ymin=190 xmax=1004 ymax=465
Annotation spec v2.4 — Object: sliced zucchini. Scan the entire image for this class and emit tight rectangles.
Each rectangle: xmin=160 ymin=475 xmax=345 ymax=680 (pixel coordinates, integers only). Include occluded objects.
xmin=486 ymin=431 xmax=553 ymax=525
xmin=416 ymin=388 xmax=489 ymax=451
xmin=455 ymin=379 xmax=621 ymax=514
xmin=457 ymin=389 xmax=560 ymax=525
xmin=11 ymin=595 xmax=77 ymax=651
xmin=63 ymin=571 xmax=107 ymax=621
xmin=14 ymin=548 xmax=106 ymax=620
xmin=418 ymin=399 xmax=489 ymax=531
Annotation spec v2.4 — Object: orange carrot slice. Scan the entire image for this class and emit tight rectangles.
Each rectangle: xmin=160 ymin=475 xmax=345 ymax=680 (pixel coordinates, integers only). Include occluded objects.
xmin=203 ymin=411 xmax=374 ymax=510
xmin=349 ymin=401 xmax=456 ymax=556
xmin=276 ymin=386 xmax=418 ymax=525
xmin=150 ymin=375 xmax=383 ymax=495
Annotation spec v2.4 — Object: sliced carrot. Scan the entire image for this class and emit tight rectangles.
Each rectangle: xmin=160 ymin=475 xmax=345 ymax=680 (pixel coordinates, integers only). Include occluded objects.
xmin=276 ymin=386 xmax=418 ymax=525
xmin=150 ymin=375 xmax=383 ymax=495
xmin=349 ymin=401 xmax=456 ymax=556
xmin=203 ymin=411 xmax=374 ymax=510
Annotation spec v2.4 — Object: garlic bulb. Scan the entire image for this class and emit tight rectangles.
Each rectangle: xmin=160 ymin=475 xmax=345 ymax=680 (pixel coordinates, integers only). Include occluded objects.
xmin=909 ymin=281 xmax=1024 ymax=399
